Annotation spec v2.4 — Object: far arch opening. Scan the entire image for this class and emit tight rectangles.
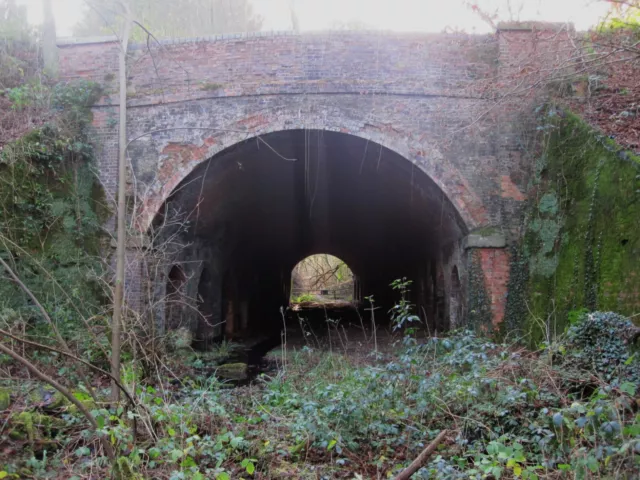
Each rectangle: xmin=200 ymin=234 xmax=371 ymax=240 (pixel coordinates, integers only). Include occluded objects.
xmin=151 ymin=129 xmax=468 ymax=345
xmin=290 ymin=254 xmax=356 ymax=307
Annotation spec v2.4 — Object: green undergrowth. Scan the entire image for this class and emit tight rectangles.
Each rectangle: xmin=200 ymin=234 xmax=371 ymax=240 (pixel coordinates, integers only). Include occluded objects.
xmin=507 ymin=108 xmax=640 ymax=343
xmin=1 ymin=320 xmax=638 ymax=479
xmin=0 ymin=80 xmax=109 ymax=352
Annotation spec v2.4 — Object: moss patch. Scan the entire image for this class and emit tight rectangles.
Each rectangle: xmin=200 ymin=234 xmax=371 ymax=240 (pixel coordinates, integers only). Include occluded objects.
xmin=11 ymin=411 xmax=65 ymax=445
xmin=0 ymin=387 xmax=11 ymax=410
xmin=509 ymin=111 xmax=640 ymax=343
xmin=199 ymin=82 xmax=224 ymax=91
xmin=216 ymin=362 xmax=248 ymax=380
xmin=28 ymin=388 xmax=69 ymax=411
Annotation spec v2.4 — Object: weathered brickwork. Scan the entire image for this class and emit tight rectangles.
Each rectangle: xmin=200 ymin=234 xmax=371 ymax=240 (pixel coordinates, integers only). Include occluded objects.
xmin=477 ymin=248 xmax=512 ymax=327
xmin=57 ymin=26 xmax=572 ymax=329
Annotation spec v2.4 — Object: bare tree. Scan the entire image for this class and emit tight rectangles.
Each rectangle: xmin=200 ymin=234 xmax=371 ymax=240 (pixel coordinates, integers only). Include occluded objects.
xmin=110 ymin=0 xmax=132 ymax=404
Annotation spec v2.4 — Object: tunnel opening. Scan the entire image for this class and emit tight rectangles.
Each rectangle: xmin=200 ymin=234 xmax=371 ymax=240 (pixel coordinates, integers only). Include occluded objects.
xmin=290 ymin=254 xmax=355 ymax=307
xmin=151 ymin=129 xmax=468 ymax=347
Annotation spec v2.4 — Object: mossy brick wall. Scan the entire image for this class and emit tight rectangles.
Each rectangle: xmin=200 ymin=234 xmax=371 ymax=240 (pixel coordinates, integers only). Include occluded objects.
xmin=509 ymin=112 xmax=640 ymax=342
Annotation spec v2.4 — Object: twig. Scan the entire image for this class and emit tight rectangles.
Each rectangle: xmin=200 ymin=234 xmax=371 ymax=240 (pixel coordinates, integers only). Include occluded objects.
xmin=132 ymin=19 xmax=192 ymax=85
xmin=0 ymin=234 xmax=110 ymax=359
xmin=393 ymin=429 xmax=448 ymax=480
xmin=0 ymin=328 xmax=136 ymax=406
xmin=142 ymin=28 xmax=165 ymax=103
xmin=0 ymin=255 xmax=98 ymax=401
xmin=280 ymin=306 xmax=287 ymax=370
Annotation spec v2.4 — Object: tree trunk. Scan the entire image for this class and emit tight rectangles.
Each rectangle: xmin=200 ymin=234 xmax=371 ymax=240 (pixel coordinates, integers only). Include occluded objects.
xmin=42 ymin=0 xmax=58 ymax=76
xmin=290 ymin=0 xmax=300 ymax=32
xmin=111 ymin=0 xmax=132 ymax=404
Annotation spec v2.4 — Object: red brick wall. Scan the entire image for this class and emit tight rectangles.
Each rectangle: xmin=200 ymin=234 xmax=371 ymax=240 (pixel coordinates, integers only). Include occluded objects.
xmin=477 ymin=248 xmax=511 ymax=327
xmin=58 ymin=39 xmax=119 ymax=81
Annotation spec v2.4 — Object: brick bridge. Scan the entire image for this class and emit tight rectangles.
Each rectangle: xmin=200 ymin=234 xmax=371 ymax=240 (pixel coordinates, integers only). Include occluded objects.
xmin=58 ymin=25 xmax=569 ymax=342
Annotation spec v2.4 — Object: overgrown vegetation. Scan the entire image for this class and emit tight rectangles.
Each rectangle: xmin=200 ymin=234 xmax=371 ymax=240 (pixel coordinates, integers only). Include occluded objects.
xmin=75 ymin=0 xmax=263 ymax=40
xmin=563 ymin=311 xmax=640 ymax=383
xmin=1 ymin=2 xmax=640 ymax=479
xmin=1 ymin=312 xmax=638 ymax=479
xmin=0 ymin=79 xmax=108 ymax=352
xmin=0 ymin=3 xmax=45 ymax=146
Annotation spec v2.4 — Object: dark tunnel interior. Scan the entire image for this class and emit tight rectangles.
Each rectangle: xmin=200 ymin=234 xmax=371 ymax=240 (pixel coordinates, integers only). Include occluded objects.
xmin=154 ymin=130 xmax=467 ymax=344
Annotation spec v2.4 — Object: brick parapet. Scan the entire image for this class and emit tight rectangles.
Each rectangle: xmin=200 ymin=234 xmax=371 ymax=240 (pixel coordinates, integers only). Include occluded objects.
xmin=60 ymin=32 xmax=499 ymax=108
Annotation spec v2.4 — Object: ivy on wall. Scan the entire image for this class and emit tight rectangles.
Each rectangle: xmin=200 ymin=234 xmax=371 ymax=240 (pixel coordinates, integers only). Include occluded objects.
xmin=507 ymin=109 xmax=640 ymax=344
xmin=503 ymin=245 xmax=528 ymax=338
xmin=466 ymin=249 xmax=493 ymax=332
xmin=0 ymin=81 xmax=108 ymax=339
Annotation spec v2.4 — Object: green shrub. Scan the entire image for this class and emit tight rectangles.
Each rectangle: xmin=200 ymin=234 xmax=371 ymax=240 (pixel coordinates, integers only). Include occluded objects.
xmin=564 ymin=311 xmax=640 ymax=382
xmin=291 ymin=293 xmax=315 ymax=303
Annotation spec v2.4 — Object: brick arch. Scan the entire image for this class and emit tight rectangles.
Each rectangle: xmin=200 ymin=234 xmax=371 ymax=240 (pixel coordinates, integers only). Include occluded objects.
xmin=130 ymin=103 xmax=488 ymax=231
xmin=136 ymin=120 xmax=487 ymax=232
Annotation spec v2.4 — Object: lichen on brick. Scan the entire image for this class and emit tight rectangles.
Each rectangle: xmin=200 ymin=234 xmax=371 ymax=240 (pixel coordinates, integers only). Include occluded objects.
xmin=508 ymin=110 xmax=640 ymax=344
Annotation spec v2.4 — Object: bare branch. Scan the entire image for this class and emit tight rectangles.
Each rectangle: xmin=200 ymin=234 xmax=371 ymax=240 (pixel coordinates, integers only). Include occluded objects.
xmin=0 ymin=341 xmax=115 ymax=461
xmin=0 ymin=254 xmax=98 ymax=401
xmin=0 ymin=328 xmax=136 ymax=406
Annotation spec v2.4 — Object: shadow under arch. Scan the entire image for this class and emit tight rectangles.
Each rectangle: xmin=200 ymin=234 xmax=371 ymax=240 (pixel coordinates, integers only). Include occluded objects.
xmin=150 ymin=129 xmax=470 ymax=341
xmin=140 ymin=125 xmax=480 ymax=234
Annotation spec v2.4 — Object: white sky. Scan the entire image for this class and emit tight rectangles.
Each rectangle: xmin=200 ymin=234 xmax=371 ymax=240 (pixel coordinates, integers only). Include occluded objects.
xmin=19 ymin=0 xmax=612 ymax=37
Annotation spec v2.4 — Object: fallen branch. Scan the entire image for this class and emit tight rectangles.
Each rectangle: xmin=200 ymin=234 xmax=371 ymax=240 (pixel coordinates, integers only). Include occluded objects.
xmin=393 ymin=429 xmax=448 ymax=480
